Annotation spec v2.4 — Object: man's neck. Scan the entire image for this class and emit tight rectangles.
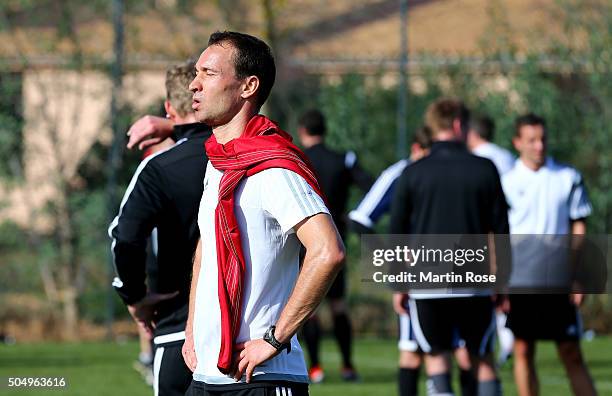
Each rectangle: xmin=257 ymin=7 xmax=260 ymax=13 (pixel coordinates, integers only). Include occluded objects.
xmin=520 ymin=157 xmax=544 ymax=171
xmin=433 ymin=130 xmax=458 ymax=142
xmin=468 ymin=136 xmax=487 ymax=151
xmin=213 ymin=108 xmax=257 ymax=144
xmin=300 ymin=135 xmax=324 ymax=149
xmin=174 ymin=113 xmax=198 ymax=125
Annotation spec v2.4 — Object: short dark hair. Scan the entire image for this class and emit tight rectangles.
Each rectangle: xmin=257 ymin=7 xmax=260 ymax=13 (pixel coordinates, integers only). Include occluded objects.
xmin=469 ymin=115 xmax=495 ymax=141
xmin=165 ymin=58 xmax=196 ymax=117
xmin=413 ymin=126 xmax=433 ymax=149
xmin=298 ymin=109 xmax=326 ymax=136
xmin=425 ymin=97 xmax=470 ymax=137
xmin=514 ymin=113 xmax=546 ymax=137
xmin=208 ymin=31 xmax=276 ymax=109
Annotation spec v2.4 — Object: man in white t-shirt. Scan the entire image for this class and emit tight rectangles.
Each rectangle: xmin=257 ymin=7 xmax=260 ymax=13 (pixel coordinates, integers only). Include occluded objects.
xmin=502 ymin=113 xmax=596 ymax=396
xmin=467 ymin=115 xmax=515 ymax=175
xmin=179 ymin=31 xmax=345 ymax=396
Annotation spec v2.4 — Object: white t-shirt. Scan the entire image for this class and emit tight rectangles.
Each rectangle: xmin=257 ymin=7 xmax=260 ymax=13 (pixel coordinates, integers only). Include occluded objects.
xmin=502 ymin=157 xmax=592 ymax=287
xmin=472 ymin=142 xmax=515 ymax=175
xmin=194 ymin=164 xmax=329 ymax=385
xmin=502 ymin=157 xmax=592 ymax=234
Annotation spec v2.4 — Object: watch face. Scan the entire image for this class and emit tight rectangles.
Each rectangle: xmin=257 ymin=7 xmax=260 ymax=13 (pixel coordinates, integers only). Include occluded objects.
xmin=264 ymin=327 xmax=276 ymax=346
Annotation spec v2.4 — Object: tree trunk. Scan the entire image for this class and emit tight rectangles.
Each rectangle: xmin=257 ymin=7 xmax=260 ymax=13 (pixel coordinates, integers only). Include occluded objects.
xmin=61 ymin=286 xmax=79 ymax=341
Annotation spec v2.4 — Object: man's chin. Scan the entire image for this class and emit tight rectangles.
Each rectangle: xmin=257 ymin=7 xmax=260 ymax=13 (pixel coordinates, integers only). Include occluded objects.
xmin=195 ymin=112 xmax=212 ymax=125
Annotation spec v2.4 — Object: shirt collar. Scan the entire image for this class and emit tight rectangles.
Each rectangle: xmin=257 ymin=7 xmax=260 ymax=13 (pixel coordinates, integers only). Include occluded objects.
xmin=430 ymin=140 xmax=467 ymax=154
xmin=473 ymin=141 xmax=494 ymax=154
xmin=172 ymin=122 xmax=212 ymax=141
xmin=516 ymin=156 xmax=554 ymax=174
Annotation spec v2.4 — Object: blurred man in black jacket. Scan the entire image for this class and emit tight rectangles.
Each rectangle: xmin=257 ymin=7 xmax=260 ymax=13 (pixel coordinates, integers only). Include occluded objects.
xmin=297 ymin=109 xmax=373 ymax=382
xmin=109 ymin=59 xmax=212 ymax=396
xmin=391 ymin=98 xmax=509 ymax=396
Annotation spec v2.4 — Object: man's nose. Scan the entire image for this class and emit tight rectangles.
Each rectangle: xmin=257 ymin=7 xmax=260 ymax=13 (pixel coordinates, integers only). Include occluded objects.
xmin=535 ymin=140 xmax=544 ymax=152
xmin=189 ymin=78 xmax=200 ymax=92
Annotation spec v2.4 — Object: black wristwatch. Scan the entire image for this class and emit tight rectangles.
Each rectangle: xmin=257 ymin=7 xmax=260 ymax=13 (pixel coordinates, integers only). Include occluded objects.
xmin=263 ymin=325 xmax=291 ymax=354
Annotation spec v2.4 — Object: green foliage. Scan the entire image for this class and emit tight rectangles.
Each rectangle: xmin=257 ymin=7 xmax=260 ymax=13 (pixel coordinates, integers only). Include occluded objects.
xmin=0 ymin=222 xmax=40 ymax=294
xmin=317 ymin=74 xmax=395 ymax=175
xmin=287 ymin=1 xmax=610 ymax=234
xmin=284 ymin=73 xmax=444 ymax=176
xmin=0 ymin=220 xmax=27 ymax=249
xmin=0 ymin=73 xmax=23 ymax=182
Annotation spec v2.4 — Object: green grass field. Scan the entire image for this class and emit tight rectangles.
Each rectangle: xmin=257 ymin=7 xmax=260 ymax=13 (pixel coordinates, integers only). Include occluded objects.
xmin=1 ymin=337 xmax=610 ymax=395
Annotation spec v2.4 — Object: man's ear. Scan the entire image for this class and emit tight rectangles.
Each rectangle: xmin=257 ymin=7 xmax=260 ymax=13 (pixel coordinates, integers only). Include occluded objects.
xmin=164 ymin=100 xmax=177 ymax=121
xmin=466 ymin=129 xmax=476 ymax=145
xmin=452 ymin=118 xmax=463 ymax=137
xmin=512 ymin=136 xmax=521 ymax=152
xmin=297 ymin=126 xmax=308 ymax=143
xmin=241 ymin=75 xmax=260 ymax=100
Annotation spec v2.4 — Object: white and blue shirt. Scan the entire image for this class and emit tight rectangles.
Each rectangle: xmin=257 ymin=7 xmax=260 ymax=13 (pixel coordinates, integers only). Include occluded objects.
xmin=194 ymin=164 xmax=329 ymax=385
xmin=349 ymin=159 xmax=410 ymax=229
xmin=502 ymin=157 xmax=592 ymax=287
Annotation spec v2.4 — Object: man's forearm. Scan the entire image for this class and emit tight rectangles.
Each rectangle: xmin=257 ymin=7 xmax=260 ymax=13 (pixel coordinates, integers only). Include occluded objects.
xmin=126 ymin=115 xmax=175 ymax=150
xmin=186 ymin=239 xmax=202 ymax=336
xmin=274 ymin=245 xmax=344 ymax=343
xmin=112 ymin=242 xmax=148 ymax=305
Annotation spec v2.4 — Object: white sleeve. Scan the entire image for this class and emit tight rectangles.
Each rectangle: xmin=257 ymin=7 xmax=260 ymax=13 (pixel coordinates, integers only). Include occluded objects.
xmin=261 ymin=168 xmax=330 ymax=235
xmin=345 ymin=151 xmax=357 ymax=169
xmin=499 ymin=152 xmax=516 ymax=175
xmin=569 ymin=170 xmax=592 ymax=220
xmin=348 ymin=159 xmax=409 ymax=228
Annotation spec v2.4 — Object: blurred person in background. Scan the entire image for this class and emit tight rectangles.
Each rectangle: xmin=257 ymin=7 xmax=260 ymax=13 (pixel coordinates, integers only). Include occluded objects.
xmin=349 ymin=126 xmax=464 ymax=396
xmin=467 ymin=115 xmax=515 ymax=175
xmin=502 ymin=113 xmax=596 ymax=396
xmin=466 ymin=114 xmax=516 ymax=365
xmin=391 ymin=98 xmax=509 ymax=396
xmin=297 ymin=109 xmax=373 ymax=383
xmin=349 ymin=126 xmax=431 ymax=235
xmin=109 ymin=59 xmax=212 ymax=396
xmin=132 ymin=108 xmax=180 ymax=388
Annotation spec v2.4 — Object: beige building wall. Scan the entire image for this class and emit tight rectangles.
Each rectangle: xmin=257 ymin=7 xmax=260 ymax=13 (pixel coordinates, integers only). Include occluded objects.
xmin=0 ymin=69 xmax=166 ymax=230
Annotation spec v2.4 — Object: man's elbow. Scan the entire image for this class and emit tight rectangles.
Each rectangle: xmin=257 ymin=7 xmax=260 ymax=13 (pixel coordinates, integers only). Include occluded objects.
xmin=325 ymin=241 xmax=346 ymax=271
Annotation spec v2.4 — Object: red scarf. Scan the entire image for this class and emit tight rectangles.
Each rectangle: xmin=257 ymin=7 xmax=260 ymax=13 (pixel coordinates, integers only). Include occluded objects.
xmin=205 ymin=115 xmax=324 ymax=373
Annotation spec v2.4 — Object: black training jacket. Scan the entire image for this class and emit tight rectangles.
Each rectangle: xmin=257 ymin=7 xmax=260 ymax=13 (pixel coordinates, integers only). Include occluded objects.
xmin=389 ymin=141 xmax=511 ymax=286
xmin=390 ymin=141 xmax=509 ymax=234
xmin=303 ymin=143 xmax=373 ymax=238
xmin=109 ymin=122 xmax=212 ymax=335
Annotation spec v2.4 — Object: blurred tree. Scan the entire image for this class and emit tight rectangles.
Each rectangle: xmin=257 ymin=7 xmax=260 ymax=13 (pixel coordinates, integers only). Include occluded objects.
xmin=0 ymin=73 xmax=24 ymax=182
xmin=0 ymin=0 xmax=141 ymax=339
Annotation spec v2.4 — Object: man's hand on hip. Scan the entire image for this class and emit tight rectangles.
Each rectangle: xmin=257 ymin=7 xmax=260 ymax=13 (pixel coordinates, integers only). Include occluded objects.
xmin=231 ymin=340 xmax=279 ymax=383
xmin=182 ymin=331 xmax=197 ymax=372
xmin=127 ymin=291 xmax=178 ymax=336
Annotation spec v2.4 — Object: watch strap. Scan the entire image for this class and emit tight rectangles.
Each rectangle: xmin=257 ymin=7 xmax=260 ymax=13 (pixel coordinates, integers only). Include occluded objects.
xmin=264 ymin=325 xmax=291 ymax=354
